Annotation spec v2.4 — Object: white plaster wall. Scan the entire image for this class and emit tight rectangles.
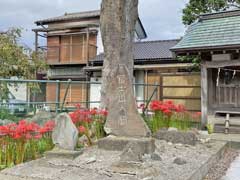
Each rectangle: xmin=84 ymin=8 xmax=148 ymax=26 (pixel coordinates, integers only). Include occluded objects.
xmin=135 ymin=71 xmax=144 ymax=106
xmin=8 ymin=77 xmax=27 ymax=101
xmin=97 ymin=28 xmax=104 ymax=55
xmin=89 ymin=72 xmax=144 ymax=109
xmin=96 ymin=28 xmax=138 ymax=55
xmin=90 ymin=77 xmax=102 ymax=108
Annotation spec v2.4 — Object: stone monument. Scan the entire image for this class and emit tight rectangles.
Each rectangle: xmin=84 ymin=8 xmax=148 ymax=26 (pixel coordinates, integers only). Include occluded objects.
xmin=99 ymin=0 xmax=155 ymax=156
xmin=100 ymin=0 xmax=151 ymax=138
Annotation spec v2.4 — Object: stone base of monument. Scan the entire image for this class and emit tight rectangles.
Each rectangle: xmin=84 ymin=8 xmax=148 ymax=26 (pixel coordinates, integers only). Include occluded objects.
xmin=44 ymin=147 xmax=83 ymax=159
xmin=98 ymin=136 xmax=155 ymax=154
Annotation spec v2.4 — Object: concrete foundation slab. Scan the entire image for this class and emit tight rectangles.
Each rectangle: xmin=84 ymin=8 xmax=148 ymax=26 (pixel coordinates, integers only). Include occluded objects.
xmin=97 ymin=136 xmax=155 ymax=154
xmin=44 ymin=148 xmax=83 ymax=159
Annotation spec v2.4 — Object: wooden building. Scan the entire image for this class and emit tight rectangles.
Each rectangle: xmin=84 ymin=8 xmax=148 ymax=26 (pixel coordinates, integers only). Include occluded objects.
xmin=33 ymin=10 xmax=147 ymax=108
xmin=86 ymin=40 xmax=200 ymax=111
xmin=172 ymin=10 xmax=240 ymax=132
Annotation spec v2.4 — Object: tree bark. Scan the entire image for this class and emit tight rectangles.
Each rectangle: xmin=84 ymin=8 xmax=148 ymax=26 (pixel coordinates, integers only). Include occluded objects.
xmin=100 ymin=0 xmax=150 ymax=137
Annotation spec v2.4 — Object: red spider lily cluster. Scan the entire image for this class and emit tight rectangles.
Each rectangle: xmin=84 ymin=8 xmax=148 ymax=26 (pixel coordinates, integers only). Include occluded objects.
xmin=150 ymin=100 xmax=201 ymax=118
xmin=69 ymin=105 xmax=107 ymax=127
xmin=0 ymin=120 xmax=55 ymax=169
xmin=0 ymin=120 xmax=55 ymax=140
xmin=148 ymin=100 xmax=201 ymax=132
xmin=69 ymin=104 xmax=108 ymax=145
xmin=150 ymin=100 xmax=187 ymax=116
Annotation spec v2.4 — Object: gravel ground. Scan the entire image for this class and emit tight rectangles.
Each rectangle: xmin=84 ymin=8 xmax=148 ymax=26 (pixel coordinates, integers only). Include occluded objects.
xmin=0 ymin=139 xmax=227 ymax=180
xmin=204 ymin=148 xmax=239 ymax=180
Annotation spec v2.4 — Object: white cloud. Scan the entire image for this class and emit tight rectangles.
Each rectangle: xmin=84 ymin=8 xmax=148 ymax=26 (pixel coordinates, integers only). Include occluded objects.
xmin=0 ymin=0 xmax=189 ymax=47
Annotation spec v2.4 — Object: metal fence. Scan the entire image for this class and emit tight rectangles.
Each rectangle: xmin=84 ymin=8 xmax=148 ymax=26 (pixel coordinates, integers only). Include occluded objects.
xmin=0 ymin=78 xmax=159 ymax=118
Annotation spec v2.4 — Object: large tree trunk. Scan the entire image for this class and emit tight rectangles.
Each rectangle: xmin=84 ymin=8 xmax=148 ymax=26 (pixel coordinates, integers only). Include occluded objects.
xmin=100 ymin=0 xmax=150 ymax=137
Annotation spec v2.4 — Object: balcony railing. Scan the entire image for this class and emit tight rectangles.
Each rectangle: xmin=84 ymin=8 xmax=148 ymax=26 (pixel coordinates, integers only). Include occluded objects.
xmin=38 ymin=43 xmax=97 ymax=65
xmin=47 ymin=67 xmax=86 ymax=77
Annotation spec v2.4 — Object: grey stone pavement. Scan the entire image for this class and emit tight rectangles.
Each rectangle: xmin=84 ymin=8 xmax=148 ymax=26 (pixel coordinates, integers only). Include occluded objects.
xmin=222 ymin=154 xmax=240 ymax=180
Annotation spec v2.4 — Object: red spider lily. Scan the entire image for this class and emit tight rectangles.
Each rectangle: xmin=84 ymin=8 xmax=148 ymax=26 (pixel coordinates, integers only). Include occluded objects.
xmin=68 ymin=107 xmax=107 ymax=145
xmin=75 ymin=103 xmax=81 ymax=109
xmin=165 ymin=100 xmax=174 ymax=105
xmin=192 ymin=112 xmax=201 ymax=119
xmin=34 ymin=134 xmax=42 ymax=140
xmin=100 ymin=109 xmax=108 ymax=116
xmin=26 ymin=122 xmax=40 ymax=133
xmin=90 ymin=108 xmax=98 ymax=115
xmin=69 ymin=107 xmax=108 ymax=126
xmin=196 ymin=112 xmax=201 ymax=116
xmin=150 ymin=100 xmax=188 ymax=117
xmin=25 ymin=133 xmax=32 ymax=140
xmin=84 ymin=118 xmax=92 ymax=123
xmin=0 ymin=125 xmax=11 ymax=136
xmin=39 ymin=127 xmax=48 ymax=134
xmin=78 ymin=126 xmax=86 ymax=134
xmin=43 ymin=120 xmax=55 ymax=131
xmin=39 ymin=120 xmax=55 ymax=134
xmin=163 ymin=109 xmax=172 ymax=116
xmin=69 ymin=112 xmax=78 ymax=124
xmin=175 ymin=104 xmax=186 ymax=113
xmin=150 ymin=100 xmax=163 ymax=111
xmin=12 ymin=133 xmax=21 ymax=140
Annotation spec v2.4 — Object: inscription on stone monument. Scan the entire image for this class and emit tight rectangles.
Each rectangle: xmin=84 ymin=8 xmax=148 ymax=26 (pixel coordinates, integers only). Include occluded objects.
xmin=117 ymin=65 xmax=128 ymax=126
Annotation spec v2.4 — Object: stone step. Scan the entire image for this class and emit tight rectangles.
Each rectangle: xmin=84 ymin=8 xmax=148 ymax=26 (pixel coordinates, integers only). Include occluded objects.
xmin=214 ymin=124 xmax=240 ymax=134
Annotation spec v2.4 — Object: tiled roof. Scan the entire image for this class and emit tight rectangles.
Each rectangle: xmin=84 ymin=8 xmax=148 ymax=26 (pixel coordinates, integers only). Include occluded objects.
xmin=172 ymin=9 xmax=240 ymax=52
xmin=35 ymin=10 xmax=147 ymax=39
xmin=35 ymin=10 xmax=100 ymax=25
xmin=93 ymin=39 xmax=179 ymax=61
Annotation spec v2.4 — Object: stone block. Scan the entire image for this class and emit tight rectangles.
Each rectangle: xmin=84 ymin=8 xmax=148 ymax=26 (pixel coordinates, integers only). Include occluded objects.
xmin=52 ymin=113 xmax=79 ymax=150
xmin=154 ymin=129 xmax=198 ymax=145
xmin=98 ymin=136 xmax=155 ymax=154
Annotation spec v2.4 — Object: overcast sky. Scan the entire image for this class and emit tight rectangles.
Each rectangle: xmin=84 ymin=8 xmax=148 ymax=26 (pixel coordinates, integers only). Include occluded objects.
xmin=0 ymin=0 xmax=189 ymax=48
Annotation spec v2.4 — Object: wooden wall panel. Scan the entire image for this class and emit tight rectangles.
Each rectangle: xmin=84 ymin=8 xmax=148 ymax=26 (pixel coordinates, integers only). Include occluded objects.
xmin=88 ymin=34 xmax=97 ymax=60
xmin=163 ymin=75 xmax=200 ymax=86
xmin=60 ymin=36 xmax=70 ymax=63
xmin=71 ymin=84 xmax=87 ymax=105
xmin=46 ymin=83 xmax=57 ymax=109
xmin=162 ymin=74 xmax=201 ymax=111
xmin=144 ymin=72 xmax=201 ymax=111
xmin=59 ymin=83 xmax=87 ymax=107
xmin=89 ymin=34 xmax=97 ymax=45
xmin=163 ymin=88 xmax=201 ymax=97
xmin=145 ymin=73 xmax=161 ymax=101
xmin=47 ymin=33 xmax=97 ymax=64
xmin=72 ymin=35 xmax=85 ymax=63
xmin=47 ymin=36 xmax=60 ymax=63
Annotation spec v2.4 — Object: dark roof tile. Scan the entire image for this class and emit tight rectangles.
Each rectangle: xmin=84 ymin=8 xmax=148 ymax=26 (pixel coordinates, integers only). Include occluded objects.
xmin=93 ymin=39 xmax=179 ymax=61
xmin=35 ymin=10 xmax=100 ymax=25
